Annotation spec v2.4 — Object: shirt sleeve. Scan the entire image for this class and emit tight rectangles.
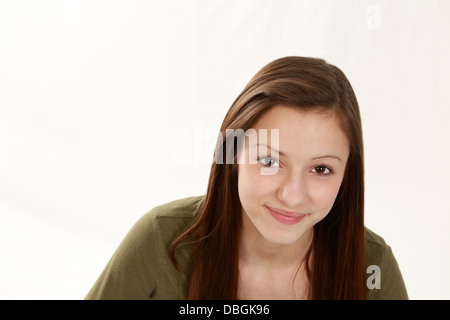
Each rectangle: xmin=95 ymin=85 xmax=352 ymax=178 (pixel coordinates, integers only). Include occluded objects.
xmin=84 ymin=210 xmax=160 ymax=300
xmin=369 ymin=244 xmax=409 ymax=300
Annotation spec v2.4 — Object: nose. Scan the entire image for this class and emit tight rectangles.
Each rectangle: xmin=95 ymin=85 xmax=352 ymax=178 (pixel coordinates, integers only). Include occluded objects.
xmin=278 ymin=171 xmax=307 ymax=208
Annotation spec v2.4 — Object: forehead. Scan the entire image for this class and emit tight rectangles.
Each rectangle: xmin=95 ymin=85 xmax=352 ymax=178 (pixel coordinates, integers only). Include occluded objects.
xmin=251 ymin=105 xmax=349 ymax=158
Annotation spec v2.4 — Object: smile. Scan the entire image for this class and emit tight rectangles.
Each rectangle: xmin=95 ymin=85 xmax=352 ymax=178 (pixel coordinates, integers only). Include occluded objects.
xmin=265 ymin=205 xmax=307 ymax=225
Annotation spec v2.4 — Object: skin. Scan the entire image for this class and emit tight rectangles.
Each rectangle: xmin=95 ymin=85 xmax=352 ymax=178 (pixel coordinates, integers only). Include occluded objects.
xmin=236 ymin=105 xmax=350 ymax=299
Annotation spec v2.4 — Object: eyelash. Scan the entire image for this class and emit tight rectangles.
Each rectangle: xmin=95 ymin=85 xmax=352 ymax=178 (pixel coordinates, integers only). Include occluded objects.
xmin=257 ymin=156 xmax=279 ymax=168
xmin=257 ymin=156 xmax=335 ymax=176
xmin=311 ymin=165 xmax=335 ymax=176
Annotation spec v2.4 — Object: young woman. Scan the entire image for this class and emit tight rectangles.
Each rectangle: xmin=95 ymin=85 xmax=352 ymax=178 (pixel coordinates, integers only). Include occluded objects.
xmin=86 ymin=56 xmax=408 ymax=300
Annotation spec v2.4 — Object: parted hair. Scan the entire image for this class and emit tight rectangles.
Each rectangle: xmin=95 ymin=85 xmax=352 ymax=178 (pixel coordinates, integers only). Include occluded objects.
xmin=169 ymin=56 xmax=366 ymax=299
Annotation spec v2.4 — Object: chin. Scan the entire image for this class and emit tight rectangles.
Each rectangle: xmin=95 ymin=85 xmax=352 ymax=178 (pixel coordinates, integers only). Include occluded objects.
xmin=261 ymin=225 xmax=311 ymax=246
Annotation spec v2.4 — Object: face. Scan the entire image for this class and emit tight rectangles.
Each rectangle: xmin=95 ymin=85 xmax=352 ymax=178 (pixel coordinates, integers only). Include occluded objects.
xmin=237 ymin=105 xmax=350 ymax=247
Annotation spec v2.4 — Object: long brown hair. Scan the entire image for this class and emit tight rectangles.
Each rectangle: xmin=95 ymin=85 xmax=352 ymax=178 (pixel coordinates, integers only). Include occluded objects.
xmin=169 ymin=56 xmax=366 ymax=299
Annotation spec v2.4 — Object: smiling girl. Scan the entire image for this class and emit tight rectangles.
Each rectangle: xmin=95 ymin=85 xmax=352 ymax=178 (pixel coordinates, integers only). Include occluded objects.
xmin=86 ymin=56 xmax=408 ymax=300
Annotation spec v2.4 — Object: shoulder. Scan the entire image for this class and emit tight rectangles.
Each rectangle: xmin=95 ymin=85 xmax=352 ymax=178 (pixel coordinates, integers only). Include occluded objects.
xmin=125 ymin=195 xmax=204 ymax=243
xmin=109 ymin=195 xmax=204 ymax=256
xmin=140 ymin=195 xmax=205 ymax=249
xmin=364 ymin=227 xmax=409 ymax=300
xmin=85 ymin=195 xmax=204 ymax=300
xmin=365 ymin=227 xmax=388 ymax=258
xmin=150 ymin=195 xmax=205 ymax=219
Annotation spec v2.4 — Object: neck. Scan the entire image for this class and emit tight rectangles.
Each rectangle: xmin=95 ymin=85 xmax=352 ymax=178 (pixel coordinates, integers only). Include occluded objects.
xmin=238 ymin=213 xmax=313 ymax=269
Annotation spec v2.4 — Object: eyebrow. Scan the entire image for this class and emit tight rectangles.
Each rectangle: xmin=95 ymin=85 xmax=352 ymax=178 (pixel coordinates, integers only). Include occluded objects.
xmin=255 ymin=144 xmax=286 ymax=156
xmin=311 ymin=155 xmax=342 ymax=162
xmin=256 ymin=144 xmax=342 ymax=162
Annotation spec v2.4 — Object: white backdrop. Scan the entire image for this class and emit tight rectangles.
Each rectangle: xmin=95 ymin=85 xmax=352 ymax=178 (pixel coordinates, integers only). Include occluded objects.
xmin=1 ymin=0 xmax=449 ymax=299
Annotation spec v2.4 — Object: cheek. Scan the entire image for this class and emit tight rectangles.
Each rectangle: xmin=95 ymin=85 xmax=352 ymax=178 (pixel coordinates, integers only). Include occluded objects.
xmin=308 ymin=179 xmax=343 ymax=215
xmin=238 ymin=165 xmax=276 ymax=206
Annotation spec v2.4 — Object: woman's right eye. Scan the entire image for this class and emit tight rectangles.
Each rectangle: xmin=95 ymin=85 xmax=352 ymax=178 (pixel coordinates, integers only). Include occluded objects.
xmin=257 ymin=156 xmax=279 ymax=168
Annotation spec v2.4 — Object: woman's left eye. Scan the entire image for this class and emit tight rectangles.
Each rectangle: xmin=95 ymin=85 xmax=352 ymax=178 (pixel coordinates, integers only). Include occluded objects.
xmin=312 ymin=165 xmax=333 ymax=175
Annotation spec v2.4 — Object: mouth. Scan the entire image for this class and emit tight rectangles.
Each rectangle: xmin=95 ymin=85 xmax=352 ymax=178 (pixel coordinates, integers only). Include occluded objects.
xmin=265 ymin=205 xmax=307 ymax=225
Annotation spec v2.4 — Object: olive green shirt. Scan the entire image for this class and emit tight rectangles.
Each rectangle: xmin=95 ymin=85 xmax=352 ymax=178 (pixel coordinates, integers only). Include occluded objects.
xmin=85 ymin=195 xmax=408 ymax=300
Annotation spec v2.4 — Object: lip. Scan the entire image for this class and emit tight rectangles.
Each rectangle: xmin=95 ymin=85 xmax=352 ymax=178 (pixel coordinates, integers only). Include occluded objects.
xmin=265 ymin=205 xmax=307 ymax=225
